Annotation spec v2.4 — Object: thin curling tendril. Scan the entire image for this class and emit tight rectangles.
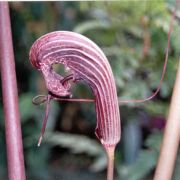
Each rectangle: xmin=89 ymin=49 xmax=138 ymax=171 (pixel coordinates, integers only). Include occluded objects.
xmin=33 ymin=0 xmax=178 ymax=106
xmin=29 ymin=2 xmax=179 ymax=179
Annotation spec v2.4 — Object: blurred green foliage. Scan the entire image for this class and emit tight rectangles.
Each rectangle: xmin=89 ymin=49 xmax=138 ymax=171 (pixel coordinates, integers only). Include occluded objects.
xmin=0 ymin=1 xmax=179 ymax=180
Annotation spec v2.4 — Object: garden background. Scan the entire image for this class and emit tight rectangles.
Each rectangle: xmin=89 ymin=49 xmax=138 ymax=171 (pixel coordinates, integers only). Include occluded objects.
xmin=0 ymin=1 xmax=179 ymax=179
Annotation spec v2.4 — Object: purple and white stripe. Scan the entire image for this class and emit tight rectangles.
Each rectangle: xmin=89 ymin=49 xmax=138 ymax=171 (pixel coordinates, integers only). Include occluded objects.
xmin=29 ymin=31 xmax=120 ymax=147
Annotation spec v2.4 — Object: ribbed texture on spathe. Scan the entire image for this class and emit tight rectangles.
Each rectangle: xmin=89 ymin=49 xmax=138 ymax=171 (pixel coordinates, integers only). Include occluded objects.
xmin=29 ymin=31 xmax=120 ymax=146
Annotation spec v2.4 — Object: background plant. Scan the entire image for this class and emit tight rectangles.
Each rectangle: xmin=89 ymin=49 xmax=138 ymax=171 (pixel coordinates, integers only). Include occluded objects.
xmin=0 ymin=1 xmax=179 ymax=179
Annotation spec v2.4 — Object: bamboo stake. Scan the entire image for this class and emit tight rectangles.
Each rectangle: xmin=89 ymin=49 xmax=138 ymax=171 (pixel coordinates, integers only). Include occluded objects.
xmin=0 ymin=2 xmax=26 ymax=180
xmin=154 ymin=59 xmax=180 ymax=180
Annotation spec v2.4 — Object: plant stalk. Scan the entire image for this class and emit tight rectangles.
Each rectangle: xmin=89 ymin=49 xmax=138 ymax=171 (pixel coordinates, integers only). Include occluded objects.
xmin=105 ymin=146 xmax=115 ymax=180
xmin=0 ymin=2 xmax=26 ymax=180
xmin=154 ymin=59 xmax=180 ymax=180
